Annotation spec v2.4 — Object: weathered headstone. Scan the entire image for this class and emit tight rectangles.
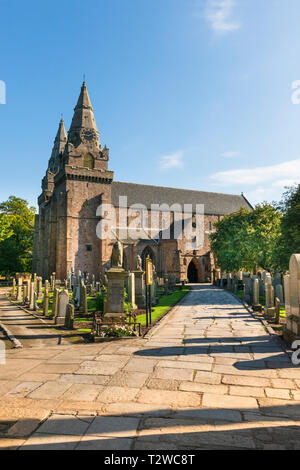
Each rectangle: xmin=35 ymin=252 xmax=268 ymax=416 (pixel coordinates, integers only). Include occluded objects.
xmin=133 ymin=270 xmax=146 ymax=308
xmin=81 ymin=285 xmax=88 ymax=315
xmin=151 ymin=279 xmax=158 ymax=306
xmin=52 ymin=288 xmax=59 ymax=317
xmin=37 ymin=277 xmax=43 ymax=300
xmin=16 ymin=280 xmax=22 ymax=301
xmin=128 ymin=273 xmax=137 ymax=310
xmin=244 ymin=278 xmax=251 ymax=304
xmin=275 ymin=284 xmax=284 ymax=307
xmin=50 ymin=273 xmax=55 ymax=291
xmin=168 ymin=274 xmax=177 ymax=292
xmin=43 ymin=286 xmax=49 ymax=316
xmin=264 ymin=278 xmax=275 ymax=321
xmin=275 ymin=297 xmax=281 ymax=324
xmin=29 ymin=282 xmax=35 ymax=309
xmin=284 ymin=274 xmax=290 ymax=317
xmin=55 ymin=289 xmax=69 ymax=325
xmin=283 ymin=255 xmax=300 ymax=343
xmin=65 ymin=303 xmax=75 ymax=329
xmin=33 ymin=292 xmax=38 ymax=311
xmin=22 ymin=282 xmax=27 ymax=304
xmin=252 ymin=278 xmax=262 ymax=312
xmin=74 ymin=284 xmax=81 ymax=309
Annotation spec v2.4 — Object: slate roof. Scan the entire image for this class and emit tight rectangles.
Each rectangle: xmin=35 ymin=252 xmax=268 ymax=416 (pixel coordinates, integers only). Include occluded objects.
xmin=111 ymin=181 xmax=253 ymax=215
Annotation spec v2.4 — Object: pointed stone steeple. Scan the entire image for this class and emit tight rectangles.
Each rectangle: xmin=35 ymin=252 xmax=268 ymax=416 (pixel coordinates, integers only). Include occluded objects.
xmin=68 ymin=82 xmax=100 ymax=148
xmin=48 ymin=118 xmax=67 ymax=173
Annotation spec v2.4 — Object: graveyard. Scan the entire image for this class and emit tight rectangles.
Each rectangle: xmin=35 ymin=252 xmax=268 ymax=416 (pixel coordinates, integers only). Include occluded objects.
xmin=0 ymin=247 xmax=300 ymax=450
xmin=2 ymin=0 xmax=300 ymax=454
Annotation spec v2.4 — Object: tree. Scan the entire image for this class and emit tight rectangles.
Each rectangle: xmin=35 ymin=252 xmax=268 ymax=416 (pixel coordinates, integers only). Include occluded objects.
xmin=273 ymin=184 xmax=300 ymax=271
xmin=0 ymin=213 xmax=13 ymax=242
xmin=0 ymin=196 xmax=36 ymax=275
xmin=210 ymin=203 xmax=282 ymax=273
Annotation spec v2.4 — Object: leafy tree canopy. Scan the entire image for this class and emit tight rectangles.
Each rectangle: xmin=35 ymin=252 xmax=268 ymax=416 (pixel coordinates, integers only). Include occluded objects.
xmin=273 ymin=184 xmax=300 ymax=271
xmin=210 ymin=203 xmax=282 ymax=274
xmin=0 ymin=196 xmax=36 ymax=275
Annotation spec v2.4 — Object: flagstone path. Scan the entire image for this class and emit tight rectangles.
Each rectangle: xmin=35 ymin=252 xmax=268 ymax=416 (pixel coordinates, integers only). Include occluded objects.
xmin=1 ymin=285 xmax=300 ymax=450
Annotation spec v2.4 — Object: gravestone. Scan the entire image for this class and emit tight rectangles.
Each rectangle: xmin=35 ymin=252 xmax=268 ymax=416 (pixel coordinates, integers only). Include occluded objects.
xmin=163 ymin=273 xmax=170 ymax=295
xmin=65 ymin=304 xmax=75 ymax=329
xmin=275 ymin=284 xmax=284 ymax=306
xmin=252 ymin=278 xmax=262 ymax=312
xmin=51 ymin=273 xmax=56 ymax=291
xmin=151 ymin=279 xmax=158 ymax=306
xmin=284 ymin=274 xmax=290 ymax=317
xmin=283 ymin=254 xmax=300 ymax=344
xmin=273 ymin=272 xmax=282 ymax=289
xmin=22 ymin=282 xmax=27 ymax=304
xmin=133 ymin=270 xmax=146 ymax=308
xmin=33 ymin=273 xmax=37 ymax=290
xmin=17 ymin=281 xmax=22 ymax=301
xmin=128 ymin=273 xmax=137 ymax=310
xmin=52 ymin=288 xmax=59 ymax=317
xmin=29 ymin=282 xmax=35 ymax=309
xmin=43 ymin=281 xmax=49 ymax=316
xmin=33 ymin=292 xmax=38 ymax=311
xmin=264 ymin=278 xmax=275 ymax=321
xmin=168 ymin=274 xmax=177 ymax=292
xmin=74 ymin=284 xmax=81 ymax=309
xmin=244 ymin=278 xmax=251 ymax=304
xmin=55 ymin=289 xmax=69 ymax=325
xmin=104 ymin=269 xmax=129 ymax=318
xmin=81 ymin=285 xmax=88 ymax=315
xmin=37 ymin=277 xmax=43 ymax=300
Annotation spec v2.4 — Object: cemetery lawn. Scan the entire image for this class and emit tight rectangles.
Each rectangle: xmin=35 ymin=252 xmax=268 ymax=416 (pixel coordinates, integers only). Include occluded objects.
xmin=134 ymin=287 xmax=190 ymax=327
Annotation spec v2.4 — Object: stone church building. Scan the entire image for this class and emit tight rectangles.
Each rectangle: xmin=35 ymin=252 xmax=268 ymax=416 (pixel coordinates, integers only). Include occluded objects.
xmin=33 ymin=82 xmax=252 ymax=283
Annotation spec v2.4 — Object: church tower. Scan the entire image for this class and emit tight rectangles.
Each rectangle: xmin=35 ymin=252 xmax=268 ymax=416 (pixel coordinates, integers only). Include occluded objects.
xmin=34 ymin=82 xmax=114 ymax=280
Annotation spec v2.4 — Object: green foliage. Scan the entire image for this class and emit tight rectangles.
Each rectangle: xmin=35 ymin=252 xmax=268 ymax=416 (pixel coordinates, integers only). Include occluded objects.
xmin=273 ymin=185 xmax=300 ymax=271
xmin=0 ymin=213 xmax=13 ymax=242
xmin=0 ymin=196 xmax=36 ymax=275
xmin=210 ymin=204 xmax=282 ymax=273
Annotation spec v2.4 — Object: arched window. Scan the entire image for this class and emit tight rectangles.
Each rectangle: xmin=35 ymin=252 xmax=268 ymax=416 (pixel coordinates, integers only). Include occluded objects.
xmin=83 ymin=153 xmax=94 ymax=170
xmin=141 ymin=246 xmax=155 ymax=270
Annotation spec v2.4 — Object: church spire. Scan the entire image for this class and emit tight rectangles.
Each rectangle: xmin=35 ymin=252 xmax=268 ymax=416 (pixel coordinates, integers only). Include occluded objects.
xmin=48 ymin=118 xmax=67 ymax=172
xmin=68 ymin=81 xmax=100 ymax=147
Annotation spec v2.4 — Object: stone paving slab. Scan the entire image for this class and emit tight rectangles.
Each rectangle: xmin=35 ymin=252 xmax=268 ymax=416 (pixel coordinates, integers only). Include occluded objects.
xmin=1 ymin=285 xmax=300 ymax=449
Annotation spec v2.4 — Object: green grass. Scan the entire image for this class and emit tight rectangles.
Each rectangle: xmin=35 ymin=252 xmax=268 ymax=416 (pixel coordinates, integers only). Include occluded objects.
xmin=280 ymin=306 xmax=286 ymax=318
xmin=133 ymin=287 xmax=190 ymax=327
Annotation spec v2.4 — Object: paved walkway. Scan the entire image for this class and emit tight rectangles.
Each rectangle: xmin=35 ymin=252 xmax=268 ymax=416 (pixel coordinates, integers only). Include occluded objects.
xmin=1 ymin=285 xmax=300 ymax=450
xmin=0 ymin=292 xmax=69 ymax=348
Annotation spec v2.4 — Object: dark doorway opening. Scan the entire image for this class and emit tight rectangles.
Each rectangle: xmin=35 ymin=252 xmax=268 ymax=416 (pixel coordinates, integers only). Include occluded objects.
xmin=187 ymin=261 xmax=198 ymax=283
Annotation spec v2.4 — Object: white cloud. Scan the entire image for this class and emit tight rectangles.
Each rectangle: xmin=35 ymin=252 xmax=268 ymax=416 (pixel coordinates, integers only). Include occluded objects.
xmin=211 ymin=159 xmax=300 ymax=185
xmin=205 ymin=0 xmax=241 ymax=33
xmin=159 ymin=151 xmax=184 ymax=170
xmin=221 ymin=150 xmax=240 ymax=158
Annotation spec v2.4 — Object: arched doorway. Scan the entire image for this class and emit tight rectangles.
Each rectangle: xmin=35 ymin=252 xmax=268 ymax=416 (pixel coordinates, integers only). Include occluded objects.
xmin=187 ymin=260 xmax=199 ymax=283
xmin=141 ymin=246 xmax=155 ymax=271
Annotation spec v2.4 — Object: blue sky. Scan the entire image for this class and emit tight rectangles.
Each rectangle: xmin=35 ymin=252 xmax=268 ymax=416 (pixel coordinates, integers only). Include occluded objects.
xmin=1 ymin=0 xmax=300 ymax=209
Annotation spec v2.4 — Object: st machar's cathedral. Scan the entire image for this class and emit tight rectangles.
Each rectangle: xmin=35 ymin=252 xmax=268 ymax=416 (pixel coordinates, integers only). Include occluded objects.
xmin=33 ymin=82 xmax=252 ymax=283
